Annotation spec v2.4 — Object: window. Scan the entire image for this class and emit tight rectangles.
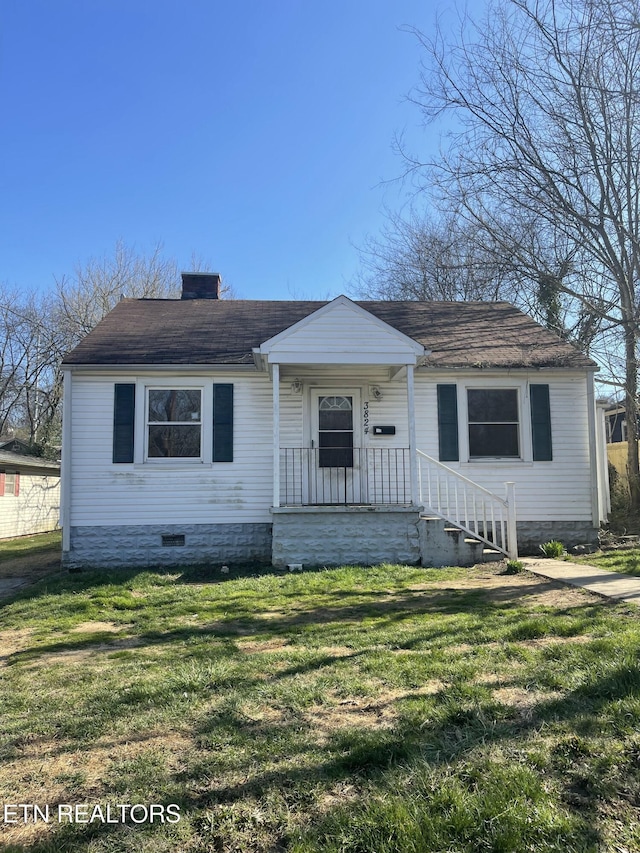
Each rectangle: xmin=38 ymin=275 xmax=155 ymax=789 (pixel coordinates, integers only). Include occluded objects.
xmin=147 ymin=389 xmax=202 ymax=459
xmin=0 ymin=471 xmax=19 ymax=496
xmin=114 ymin=383 xmax=234 ymax=464
xmin=467 ymin=389 xmax=520 ymax=458
xmin=318 ymin=395 xmax=354 ymax=468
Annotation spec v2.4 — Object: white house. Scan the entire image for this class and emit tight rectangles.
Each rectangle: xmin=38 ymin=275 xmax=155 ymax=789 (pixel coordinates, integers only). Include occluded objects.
xmin=60 ymin=273 xmax=607 ymax=568
xmin=0 ymin=450 xmax=60 ymax=540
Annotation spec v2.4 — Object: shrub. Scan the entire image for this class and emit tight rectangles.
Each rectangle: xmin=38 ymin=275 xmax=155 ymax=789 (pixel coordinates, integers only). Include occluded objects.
xmin=540 ymin=540 xmax=565 ymax=559
xmin=504 ymin=559 xmax=524 ymax=574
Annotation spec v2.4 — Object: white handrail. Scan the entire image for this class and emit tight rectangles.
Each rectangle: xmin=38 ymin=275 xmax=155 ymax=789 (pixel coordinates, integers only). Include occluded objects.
xmin=417 ymin=450 xmax=518 ymax=559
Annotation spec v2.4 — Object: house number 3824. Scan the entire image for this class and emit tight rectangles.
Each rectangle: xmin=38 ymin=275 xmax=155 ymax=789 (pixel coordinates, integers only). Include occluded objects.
xmin=363 ymin=401 xmax=369 ymax=434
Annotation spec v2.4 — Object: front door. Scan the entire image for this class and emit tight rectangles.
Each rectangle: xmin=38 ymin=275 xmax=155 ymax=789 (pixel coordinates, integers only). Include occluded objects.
xmin=310 ymin=389 xmax=362 ymax=504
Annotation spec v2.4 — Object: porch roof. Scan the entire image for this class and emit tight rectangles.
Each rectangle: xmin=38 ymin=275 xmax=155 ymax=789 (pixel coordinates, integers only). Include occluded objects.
xmin=255 ymin=296 xmax=425 ymax=366
xmin=63 ymin=295 xmax=596 ymax=370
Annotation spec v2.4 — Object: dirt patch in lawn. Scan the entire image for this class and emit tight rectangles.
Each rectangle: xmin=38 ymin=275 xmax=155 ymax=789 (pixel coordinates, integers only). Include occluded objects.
xmin=71 ymin=621 xmax=124 ymax=633
xmin=0 ymin=628 xmax=34 ymax=664
xmin=31 ymin=638 xmax=145 ymax=667
xmin=305 ymin=682 xmax=446 ymax=742
xmin=0 ymin=624 xmax=143 ymax=668
xmin=0 ymin=730 xmax=193 ymax=846
xmin=237 ymin=639 xmax=355 ymax=659
xmin=412 ymin=569 xmax=599 ymax=607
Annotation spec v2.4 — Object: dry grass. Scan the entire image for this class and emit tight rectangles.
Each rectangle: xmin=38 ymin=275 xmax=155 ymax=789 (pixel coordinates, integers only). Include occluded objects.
xmin=1 ymin=559 xmax=639 ymax=852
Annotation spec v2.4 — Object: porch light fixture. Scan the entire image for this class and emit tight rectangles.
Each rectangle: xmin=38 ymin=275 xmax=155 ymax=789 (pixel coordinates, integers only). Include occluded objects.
xmin=369 ymin=385 xmax=383 ymax=401
xmin=290 ymin=379 xmax=303 ymax=394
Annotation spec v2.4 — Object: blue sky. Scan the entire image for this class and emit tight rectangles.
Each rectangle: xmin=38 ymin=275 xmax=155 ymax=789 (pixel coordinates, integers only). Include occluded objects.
xmin=1 ymin=1 xmax=481 ymax=300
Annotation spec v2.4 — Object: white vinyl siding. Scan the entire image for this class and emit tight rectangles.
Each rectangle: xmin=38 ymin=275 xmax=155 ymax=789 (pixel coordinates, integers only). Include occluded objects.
xmin=70 ymin=372 xmax=273 ymax=526
xmin=415 ymin=371 xmax=593 ymax=522
xmin=68 ymin=366 xmax=595 ymax=528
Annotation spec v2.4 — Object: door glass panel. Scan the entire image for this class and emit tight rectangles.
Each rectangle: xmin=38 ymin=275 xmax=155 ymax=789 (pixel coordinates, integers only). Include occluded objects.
xmin=318 ymin=395 xmax=353 ymax=468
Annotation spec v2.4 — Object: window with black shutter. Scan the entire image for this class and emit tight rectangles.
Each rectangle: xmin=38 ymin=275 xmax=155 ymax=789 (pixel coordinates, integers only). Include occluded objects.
xmin=113 ymin=384 xmax=136 ymax=463
xmin=213 ymin=384 xmax=234 ymax=462
xmin=530 ymin=384 xmax=553 ymax=461
xmin=437 ymin=384 xmax=459 ymax=462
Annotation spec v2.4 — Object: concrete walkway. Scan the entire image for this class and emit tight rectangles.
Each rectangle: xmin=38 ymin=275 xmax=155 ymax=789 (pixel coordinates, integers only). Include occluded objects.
xmin=522 ymin=557 xmax=640 ymax=605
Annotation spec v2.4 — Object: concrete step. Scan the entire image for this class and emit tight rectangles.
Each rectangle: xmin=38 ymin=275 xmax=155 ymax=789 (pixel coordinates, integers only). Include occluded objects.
xmin=418 ymin=515 xmax=506 ymax=567
xmin=482 ymin=548 xmax=504 ymax=563
xmin=419 ymin=517 xmax=483 ymax=567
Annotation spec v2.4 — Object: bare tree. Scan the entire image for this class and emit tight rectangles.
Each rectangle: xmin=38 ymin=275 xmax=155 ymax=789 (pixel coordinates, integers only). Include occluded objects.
xmin=55 ymin=240 xmax=181 ymax=348
xmin=402 ymin=0 xmax=640 ymax=509
xmin=55 ymin=240 xmax=235 ymax=349
xmin=355 ymin=207 xmax=606 ymax=354
xmin=355 ymin=211 xmax=513 ymax=302
xmin=0 ymin=240 xmax=227 ymax=454
xmin=0 ymin=286 xmax=67 ymax=450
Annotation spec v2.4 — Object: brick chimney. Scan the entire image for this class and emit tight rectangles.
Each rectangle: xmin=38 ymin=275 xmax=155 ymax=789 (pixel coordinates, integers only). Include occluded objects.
xmin=180 ymin=272 xmax=221 ymax=299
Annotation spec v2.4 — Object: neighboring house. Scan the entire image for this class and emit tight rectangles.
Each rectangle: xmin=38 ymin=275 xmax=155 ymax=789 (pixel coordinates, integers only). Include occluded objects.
xmin=604 ymin=403 xmax=629 ymax=443
xmin=0 ymin=450 xmax=61 ymax=539
xmin=604 ymin=402 xmax=640 ymax=486
xmin=0 ymin=438 xmax=37 ymax=455
xmin=60 ymin=273 xmax=608 ymax=569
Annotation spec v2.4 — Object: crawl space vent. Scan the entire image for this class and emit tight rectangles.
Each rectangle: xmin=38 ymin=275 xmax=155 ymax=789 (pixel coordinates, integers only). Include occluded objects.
xmin=162 ymin=534 xmax=185 ymax=547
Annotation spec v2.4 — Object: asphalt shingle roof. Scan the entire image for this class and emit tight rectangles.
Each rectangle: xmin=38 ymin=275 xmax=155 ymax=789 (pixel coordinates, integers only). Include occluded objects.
xmin=62 ymin=298 xmax=596 ymax=370
xmin=0 ymin=450 xmax=60 ymax=472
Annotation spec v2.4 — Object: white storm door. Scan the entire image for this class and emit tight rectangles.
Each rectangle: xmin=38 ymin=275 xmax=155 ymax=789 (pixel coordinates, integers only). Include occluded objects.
xmin=310 ymin=390 xmax=362 ymax=504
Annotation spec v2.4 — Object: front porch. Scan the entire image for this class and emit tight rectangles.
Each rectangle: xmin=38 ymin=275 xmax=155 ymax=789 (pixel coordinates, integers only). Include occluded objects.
xmin=255 ymin=294 xmax=517 ymax=566
xmin=279 ymin=446 xmax=412 ymax=506
xmin=271 ymin=450 xmax=518 ymax=568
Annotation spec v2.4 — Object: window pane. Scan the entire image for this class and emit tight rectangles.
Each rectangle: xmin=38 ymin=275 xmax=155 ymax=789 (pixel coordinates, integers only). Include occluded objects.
xmin=148 ymin=390 xmax=201 ymax=422
xmin=319 ymin=409 xmax=353 ymax=431
xmin=4 ymin=473 xmax=16 ymax=495
xmin=319 ymin=432 xmax=353 ymax=450
xmin=468 ymin=389 xmax=518 ymax=423
xmin=148 ymin=425 xmax=201 ymax=457
xmin=319 ymin=395 xmax=352 ymax=411
xmin=469 ymin=424 xmax=519 ymax=457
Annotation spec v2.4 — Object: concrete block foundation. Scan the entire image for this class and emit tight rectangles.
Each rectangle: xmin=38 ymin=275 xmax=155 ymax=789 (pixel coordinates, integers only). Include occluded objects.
xmin=515 ymin=521 xmax=599 ymax=555
xmin=62 ymin=516 xmax=599 ymax=570
xmin=64 ymin=523 xmax=272 ymax=569
xmin=271 ymin=506 xmax=421 ymax=567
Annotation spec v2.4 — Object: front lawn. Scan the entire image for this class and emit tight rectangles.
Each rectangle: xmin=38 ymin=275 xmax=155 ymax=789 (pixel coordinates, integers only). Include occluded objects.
xmin=1 ymin=560 xmax=640 ymax=851
xmin=574 ymin=547 xmax=640 ymax=578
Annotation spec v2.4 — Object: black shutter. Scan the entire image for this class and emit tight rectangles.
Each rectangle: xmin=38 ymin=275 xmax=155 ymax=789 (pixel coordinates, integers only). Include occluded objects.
xmin=437 ymin=384 xmax=459 ymax=462
xmin=213 ymin=384 xmax=234 ymax=462
xmin=530 ymin=384 xmax=552 ymax=461
xmin=113 ymin=383 xmax=136 ymax=463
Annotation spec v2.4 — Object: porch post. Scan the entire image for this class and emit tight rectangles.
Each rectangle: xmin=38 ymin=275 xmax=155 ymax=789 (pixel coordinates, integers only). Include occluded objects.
xmin=272 ymin=362 xmax=280 ymax=508
xmin=61 ymin=369 xmax=72 ymax=554
xmin=505 ymin=482 xmax=518 ymax=560
xmin=586 ymin=371 xmax=601 ymax=526
xmin=406 ymin=364 xmax=419 ymax=505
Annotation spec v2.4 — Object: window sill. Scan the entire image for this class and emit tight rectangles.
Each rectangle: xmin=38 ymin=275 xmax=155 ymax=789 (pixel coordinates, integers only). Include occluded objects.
xmin=133 ymin=460 xmax=209 ymax=469
xmin=462 ymin=459 xmax=532 ymax=466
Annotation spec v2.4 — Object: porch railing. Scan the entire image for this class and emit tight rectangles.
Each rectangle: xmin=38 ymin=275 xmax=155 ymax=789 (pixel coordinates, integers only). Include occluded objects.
xmin=417 ymin=450 xmax=518 ymax=559
xmin=280 ymin=447 xmax=411 ymax=506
